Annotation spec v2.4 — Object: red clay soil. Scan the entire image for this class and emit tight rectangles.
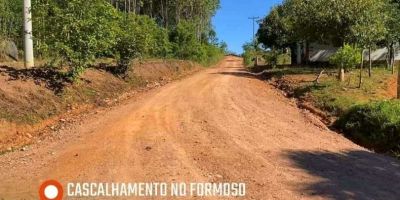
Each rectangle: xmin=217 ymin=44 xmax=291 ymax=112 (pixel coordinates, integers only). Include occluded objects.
xmin=0 ymin=57 xmax=399 ymax=199
xmin=0 ymin=59 xmax=200 ymax=152
xmin=386 ymin=75 xmax=398 ymax=98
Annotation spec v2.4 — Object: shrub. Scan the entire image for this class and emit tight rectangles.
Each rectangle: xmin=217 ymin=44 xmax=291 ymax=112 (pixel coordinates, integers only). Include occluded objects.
xmin=46 ymin=0 xmax=121 ymax=79
xmin=169 ymin=21 xmax=202 ymax=61
xmin=169 ymin=21 xmax=223 ymax=66
xmin=115 ymin=14 xmax=171 ymax=73
xmin=0 ymin=1 xmax=23 ymax=45
xmin=242 ymin=42 xmax=257 ymax=66
xmin=203 ymin=44 xmax=224 ymax=66
xmin=263 ymin=50 xmax=279 ymax=67
xmin=329 ymin=44 xmax=361 ymax=70
xmin=335 ymin=100 xmax=400 ymax=153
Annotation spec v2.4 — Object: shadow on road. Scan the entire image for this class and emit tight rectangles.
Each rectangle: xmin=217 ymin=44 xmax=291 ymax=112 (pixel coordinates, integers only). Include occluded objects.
xmin=285 ymin=150 xmax=400 ymax=200
xmin=211 ymin=71 xmax=263 ymax=79
xmin=213 ymin=67 xmax=320 ymax=81
xmin=210 ymin=67 xmax=265 ymax=80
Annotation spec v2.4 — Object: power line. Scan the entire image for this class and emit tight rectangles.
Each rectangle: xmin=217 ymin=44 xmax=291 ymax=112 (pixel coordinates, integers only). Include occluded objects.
xmin=248 ymin=16 xmax=259 ymax=45
xmin=248 ymin=16 xmax=260 ymax=66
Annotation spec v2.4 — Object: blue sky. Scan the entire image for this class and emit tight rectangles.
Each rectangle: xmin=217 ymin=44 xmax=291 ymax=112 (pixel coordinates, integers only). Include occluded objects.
xmin=212 ymin=0 xmax=282 ymax=54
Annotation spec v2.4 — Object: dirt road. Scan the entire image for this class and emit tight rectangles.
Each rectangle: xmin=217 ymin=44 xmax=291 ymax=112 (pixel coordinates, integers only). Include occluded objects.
xmin=1 ymin=56 xmax=400 ymax=200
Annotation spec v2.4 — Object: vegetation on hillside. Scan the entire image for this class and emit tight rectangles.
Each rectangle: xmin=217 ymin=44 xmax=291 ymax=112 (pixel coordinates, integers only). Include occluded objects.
xmin=253 ymin=0 xmax=400 ymax=156
xmin=336 ymin=101 xmax=400 ymax=155
xmin=329 ymin=44 xmax=362 ymax=82
xmin=242 ymin=42 xmax=290 ymax=67
xmin=0 ymin=0 xmax=226 ymax=79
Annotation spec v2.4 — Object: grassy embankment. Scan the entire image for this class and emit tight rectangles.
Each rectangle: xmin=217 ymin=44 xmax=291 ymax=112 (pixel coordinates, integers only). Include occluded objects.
xmin=251 ymin=65 xmax=400 ymax=157
xmin=289 ymin=68 xmax=394 ymax=115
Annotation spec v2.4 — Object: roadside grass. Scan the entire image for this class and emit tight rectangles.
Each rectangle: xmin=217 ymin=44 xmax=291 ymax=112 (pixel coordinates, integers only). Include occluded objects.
xmin=244 ymin=53 xmax=291 ymax=67
xmin=313 ymin=68 xmax=393 ymax=115
xmin=277 ymin=67 xmax=395 ymax=116
xmin=335 ymin=100 xmax=400 ymax=155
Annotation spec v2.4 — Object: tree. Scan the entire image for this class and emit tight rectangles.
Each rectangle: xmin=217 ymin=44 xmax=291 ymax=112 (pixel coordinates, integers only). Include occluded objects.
xmin=242 ymin=42 xmax=257 ymax=66
xmin=115 ymin=14 xmax=171 ymax=72
xmin=257 ymin=0 xmax=388 ymax=82
xmin=0 ymin=0 xmax=224 ymax=79
xmin=45 ymin=0 xmax=121 ymax=78
xmin=169 ymin=21 xmax=205 ymax=62
xmin=329 ymin=44 xmax=361 ymax=82
xmin=384 ymin=1 xmax=400 ymax=75
xmin=257 ymin=5 xmax=292 ymax=50
xmin=351 ymin=0 xmax=387 ymax=86
xmin=0 ymin=0 xmax=23 ymax=43
xmin=390 ymin=0 xmax=400 ymax=98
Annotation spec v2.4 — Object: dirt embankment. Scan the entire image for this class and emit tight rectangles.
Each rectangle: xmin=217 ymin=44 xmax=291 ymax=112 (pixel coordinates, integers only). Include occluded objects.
xmin=260 ymin=70 xmax=334 ymax=125
xmin=0 ymin=59 xmax=201 ymax=152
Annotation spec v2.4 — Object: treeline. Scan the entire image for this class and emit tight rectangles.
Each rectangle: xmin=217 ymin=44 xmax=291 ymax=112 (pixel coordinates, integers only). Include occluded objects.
xmin=257 ymin=0 xmax=400 ymax=81
xmin=109 ymin=0 xmax=218 ymax=36
xmin=256 ymin=0 xmax=400 ymax=156
xmin=0 ymin=1 xmax=22 ymax=42
xmin=0 ymin=0 xmax=225 ymax=78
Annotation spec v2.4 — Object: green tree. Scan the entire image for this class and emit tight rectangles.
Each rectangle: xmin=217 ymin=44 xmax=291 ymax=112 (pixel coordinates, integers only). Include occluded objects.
xmin=258 ymin=0 xmax=390 ymax=82
xmin=115 ymin=14 xmax=171 ymax=72
xmin=350 ymin=0 xmax=387 ymax=86
xmin=388 ymin=0 xmax=400 ymax=98
xmin=169 ymin=21 xmax=203 ymax=61
xmin=242 ymin=42 xmax=257 ymax=66
xmin=384 ymin=1 xmax=400 ymax=73
xmin=0 ymin=0 xmax=23 ymax=45
xmin=46 ymin=0 xmax=121 ymax=79
xmin=1 ymin=0 xmax=223 ymax=78
xmin=329 ymin=44 xmax=362 ymax=81
xmin=257 ymin=5 xmax=292 ymax=50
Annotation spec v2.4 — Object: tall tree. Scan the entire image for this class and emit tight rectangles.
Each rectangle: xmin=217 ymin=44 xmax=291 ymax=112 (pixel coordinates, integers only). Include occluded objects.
xmin=351 ymin=0 xmax=387 ymax=86
xmin=258 ymin=0 xmax=389 ymax=82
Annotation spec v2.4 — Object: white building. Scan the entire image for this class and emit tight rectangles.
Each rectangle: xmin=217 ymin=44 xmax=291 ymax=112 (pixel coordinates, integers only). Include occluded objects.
xmin=296 ymin=43 xmax=400 ymax=64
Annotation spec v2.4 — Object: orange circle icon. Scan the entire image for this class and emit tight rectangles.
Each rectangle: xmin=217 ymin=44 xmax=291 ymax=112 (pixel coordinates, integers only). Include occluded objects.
xmin=39 ymin=180 xmax=63 ymax=200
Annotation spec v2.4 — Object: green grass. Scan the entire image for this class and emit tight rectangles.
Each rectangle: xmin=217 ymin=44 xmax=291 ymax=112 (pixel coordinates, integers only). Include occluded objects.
xmin=335 ymin=100 xmax=400 ymax=155
xmin=290 ymin=67 xmax=395 ymax=115
xmin=277 ymin=54 xmax=291 ymax=65
xmin=0 ymin=110 xmax=49 ymax=125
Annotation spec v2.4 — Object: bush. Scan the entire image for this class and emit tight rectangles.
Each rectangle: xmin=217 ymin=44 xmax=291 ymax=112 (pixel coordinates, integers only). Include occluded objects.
xmin=115 ymin=14 xmax=171 ymax=73
xmin=169 ymin=21 xmax=202 ymax=60
xmin=335 ymin=100 xmax=400 ymax=153
xmin=1 ymin=0 xmax=225 ymax=80
xmin=264 ymin=50 xmax=281 ymax=67
xmin=46 ymin=0 xmax=121 ymax=79
xmin=329 ymin=44 xmax=361 ymax=69
xmin=242 ymin=42 xmax=256 ymax=66
xmin=169 ymin=21 xmax=223 ymax=65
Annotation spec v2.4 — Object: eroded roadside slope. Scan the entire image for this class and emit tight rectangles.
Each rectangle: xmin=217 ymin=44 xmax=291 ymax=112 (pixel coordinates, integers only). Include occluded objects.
xmin=0 ymin=59 xmax=201 ymax=152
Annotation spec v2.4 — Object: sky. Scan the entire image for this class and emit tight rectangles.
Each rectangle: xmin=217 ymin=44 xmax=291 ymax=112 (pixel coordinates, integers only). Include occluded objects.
xmin=212 ymin=0 xmax=282 ymax=54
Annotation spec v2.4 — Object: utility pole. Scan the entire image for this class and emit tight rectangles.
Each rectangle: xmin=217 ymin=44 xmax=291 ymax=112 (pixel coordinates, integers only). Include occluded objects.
xmin=248 ymin=16 xmax=259 ymax=46
xmin=249 ymin=16 xmax=259 ymax=66
xmin=24 ymin=0 xmax=34 ymax=68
